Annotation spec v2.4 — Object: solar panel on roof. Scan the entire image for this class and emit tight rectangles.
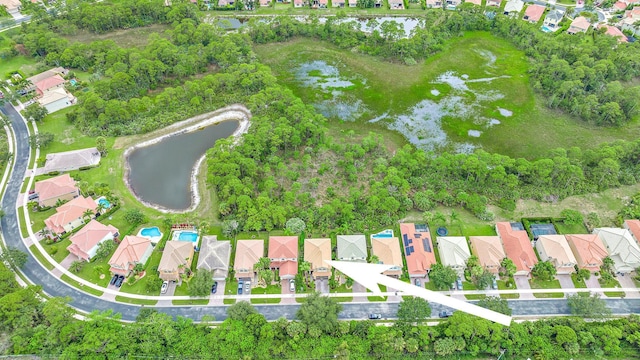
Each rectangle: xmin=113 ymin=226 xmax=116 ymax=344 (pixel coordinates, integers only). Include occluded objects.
xmin=422 ymin=238 xmax=432 ymax=252
xmin=408 ymin=246 xmax=414 ymax=253
xmin=404 ymin=238 xmax=409 ymax=246
xmin=415 ymin=233 xmax=421 ymax=238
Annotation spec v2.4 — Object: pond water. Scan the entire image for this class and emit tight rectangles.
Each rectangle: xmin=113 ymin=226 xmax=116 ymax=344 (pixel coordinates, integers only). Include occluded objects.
xmin=127 ymin=121 xmax=238 ymax=211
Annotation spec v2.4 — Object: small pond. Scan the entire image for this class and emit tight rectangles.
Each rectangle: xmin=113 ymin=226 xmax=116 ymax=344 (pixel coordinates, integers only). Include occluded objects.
xmin=127 ymin=121 xmax=238 ymax=211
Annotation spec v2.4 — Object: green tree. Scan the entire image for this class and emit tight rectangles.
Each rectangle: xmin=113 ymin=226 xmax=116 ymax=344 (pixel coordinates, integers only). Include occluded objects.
xmin=69 ymin=260 xmax=84 ymax=273
xmin=576 ymin=268 xmax=591 ymax=281
xmin=227 ymin=301 xmax=257 ymax=322
xmin=285 ymin=217 xmax=305 ymax=234
xmin=477 ymin=296 xmax=512 ymax=316
xmin=500 ymin=258 xmax=517 ymax=278
xmin=567 ymin=293 xmax=611 ymax=319
xmin=29 ymin=132 xmax=54 ymax=149
xmin=396 ymin=296 xmax=431 ymax=326
xmin=428 ymin=263 xmax=457 ymax=290
xmin=187 ymin=269 xmax=214 ymax=297
xmin=146 ymin=276 xmax=163 ymax=293
xmin=532 ymin=261 xmax=557 ymax=281
xmin=96 ymin=136 xmax=108 ymax=157
xmin=561 ymin=209 xmax=584 ymax=225
xmin=296 ymin=292 xmax=342 ymax=336
xmin=222 ymin=219 xmax=239 ymax=239
xmin=22 ymin=103 xmax=48 ymax=122
xmin=124 ymin=208 xmax=146 ymax=225
xmin=94 ymin=240 xmax=116 ymax=260
xmin=0 ymin=247 xmax=28 ymax=269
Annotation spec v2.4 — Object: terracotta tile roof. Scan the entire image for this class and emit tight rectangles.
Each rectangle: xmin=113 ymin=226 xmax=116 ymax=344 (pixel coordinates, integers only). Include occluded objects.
xmin=44 ymin=196 xmax=97 ymax=234
xmin=67 ymin=220 xmax=118 ymax=260
xmin=158 ymin=241 xmax=194 ymax=274
xmin=599 ymin=24 xmax=628 ymax=42
xmin=304 ymin=238 xmax=332 ymax=278
xmin=26 ymin=68 xmax=66 ymax=86
xmin=496 ymin=222 xmax=538 ymax=274
xmin=613 ymin=1 xmax=627 ymax=10
xmin=371 ymin=237 xmax=403 ymax=275
xmin=469 ymin=236 xmax=506 ymax=273
xmin=35 ymin=74 xmax=65 ymax=94
xmin=624 ymin=220 xmax=640 ymax=242
xmin=234 ymin=240 xmax=264 ymax=276
xmin=400 ymin=223 xmax=436 ymax=276
xmin=524 ymin=4 xmax=546 ymax=22
xmin=568 ymin=16 xmax=591 ymax=33
xmin=34 ymin=174 xmax=78 ymax=204
xmin=108 ymin=235 xmax=151 ymax=273
xmin=565 ymin=234 xmax=608 ymax=271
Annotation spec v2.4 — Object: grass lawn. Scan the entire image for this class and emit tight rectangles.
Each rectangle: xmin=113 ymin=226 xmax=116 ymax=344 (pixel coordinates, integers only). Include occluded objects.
xmin=571 ymin=274 xmax=588 ymax=289
xmin=29 ymin=244 xmax=54 ymax=270
xmin=114 ymin=296 xmax=157 ymax=306
xmin=497 ymin=279 xmax=519 ymax=299
xmin=119 ymin=251 xmax=163 ymax=296
xmin=555 ymin=222 xmax=589 ymax=235
xmin=255 ymin=33 xmax=640 ymax=160
xmin=367 ymin=284 xmax=387 ymax=302
xmin=62 ymin=24 xmax=170 ymax=47
xmin=37 ymin=107 xmax=114 ymax=155
xmin=28 ymin=206 xmax=56 ymax=234
xmin=529 ymin=278 xmax=564 ymax=298
xmin=251 ymin=284 xmax=282 ymax=304
xmin=173 ymin=299 xmax=209 ymax=305
xmin=462 ymin=281 xmax=486 ymax=300
xmin=61 ymin=274 xmax=103 ymax=297
xmin=0 ymin=55 xmax=40 ymax=79
xmin=40 ymin=237 xmax=71 ymax=264
xmin=224 ymin=278 xmax=239 ymax=304
xmin=600 ymin=278 xmax=625 ymax=297
xmin=18 ymin=209 xmax=28 ymax=238
xmin=329 ymin=283 xmax=353 ymax=303
xmin=73 ymin=257 xmax=111 ymax=288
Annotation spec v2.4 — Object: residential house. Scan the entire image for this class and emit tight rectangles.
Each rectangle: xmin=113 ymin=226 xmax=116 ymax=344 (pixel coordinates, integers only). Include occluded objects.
xmin=625 ymin=220 xmax=640 ymax=243
xmin=294 ymin=0 xmax=305 ymax=7
xmin=33 ymin=75 xmax=65 ymax=96
xmin=196 ymin=235 xmax=231 ymax=281
xmin=158 ymin=241 xmax=194 ymax=282
xmin=622 ymin=8 xmax=640 ymax=35
xmin=371 ymin=237 xmax=403 ymax=277
xmin=469 ymin=236 xmax=506 ymax=275
xmin=218 ymin=0 xmax=234 ymax=5
xmin=26 ymin=67 xmax=67 ymax=93
xmin=567 ymin=16 xmax=590 ymax=34
xmin=348 ymin=0 xmax=357 ymax=7
xmin=523 ymin=4 xmax=545 ymax=23
xmin=543 ymin=9 xmax=564 ymax=29
xmin=108 ymin=235 xmax=152 ymax=276
xmin=465 ymin=0 xmax=482 ymax=5
xmin=389 ymin=0 xmax=404 ymax=8
xmin=318 ymin=0 xmax=328 ymax=7
xmin=304 ymin=238 xmax=332 ymax=279
xmin=445 ymin=0 xmax=460 ymax=9
xmin=37 ymin=88 xmax=76 ymax=114
xmin=426 ymin=0 xmax=442 ymax=7
xmin=613 ymin=1 xmax=627 ymax=11
xmin=400 ymin=223 xmax=437 ymax=277
xmin=565 ymin=234 xmax=608 ymax=272
xmin=44 ymin=196 xmax=97 ymax=235
xmin=42 ymin=147 xmax=101 ymax=174
xmin=268 ymin=236 xmax=298 ymax=279
xmin=259 ymin=0 xmax=270 ymax=6
xmin=504 ymin=0 xmax=524 ymax=16
xmin=496 ymin=222 xmax=538 ymax=276
xmin=67 ymin=220 xmax=118 ymax=261
xmin=535 ymin=235 xmax=577 ymax=274
xmin=599 ymin=24 xmax=628 ymax=42
xmin=34 ymin=173 xmax=79 ymax=208
xmin=437 ymin=236 xmax=471 ymax=276
xmin=0 ymin=0 xmax=22 ymax=12
xmin=486 ymin=0 xmax=501 ymax=6
xmin=594 ymin=227 xmax=640 ymax=273
xmin=337 ymin=235 xmax=367 ymax=262
xmin=234 ymin=240 xmax=264 ymax=280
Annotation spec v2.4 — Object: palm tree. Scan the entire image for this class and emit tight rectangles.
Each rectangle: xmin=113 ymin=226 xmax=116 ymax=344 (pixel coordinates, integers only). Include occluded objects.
xmin=254 ymin=257 xmax=271 ymax=272
xmin=369 ymin=255 xmax=380 ymax=264
xmin=96 ymin=202 xmax=107 ymax=216
xmin=82 ymin=209 xmax=94 ymax=222
xmin=299 ymin=260 xmax=311 ymax=285
xmin=69 ymin=260 xmax=84 ymax=273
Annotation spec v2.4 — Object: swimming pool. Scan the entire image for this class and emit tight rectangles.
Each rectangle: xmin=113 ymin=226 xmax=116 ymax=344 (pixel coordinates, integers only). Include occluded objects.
xmin=541 ymin=26 xmax=552 ymax=33
xmin=372 ymin=229 xmax=394 ymax=238
xmin=98 ymin=197 xmax=111 ymax=209
xmin=173 ymin=230 xmax=199 ymax=243
xmin=137 ymin=226 xmax=163 ymax=243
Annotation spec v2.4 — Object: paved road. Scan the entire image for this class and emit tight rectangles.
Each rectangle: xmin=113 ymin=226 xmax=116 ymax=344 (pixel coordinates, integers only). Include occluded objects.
xmin=4 ymin=103 xmax=640 ymax=323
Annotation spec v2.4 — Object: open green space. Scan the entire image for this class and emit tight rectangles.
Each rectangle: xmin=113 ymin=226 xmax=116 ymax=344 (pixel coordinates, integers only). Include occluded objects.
xmin=529 ymin=279 xmax=564 ymax=299
xmin=254 ymin=33 xmax=640 ymax=159
xmin=0 ymin=55 xmax=40 ymax=79
xmin=74 ymin=257 xmax=111 ymax=288
xmin=224 ymin=278 xmax=238 ymax=304
xmin=61 ymin=274 xmax=104 ymax=297
xmin=251 ymin=284 xmax=282 ymax=304
xmin=555 ymin=221 xmax=589 ymax=235
xmin=36 ymin=107 xmax=114 ymax=155
xmin=119 ymin=251 xmax=163 ymax=296
xmin=29 ymin=244 xmax=54 ymax=270
xmin=17 ymin=209 xmax=28 ymax=238
xmin=329 ymin=283 xmax=353 ymax=303
xmin=41 ymin=237 xmax=71 ymax=264
xmin=62 ymin=23 xmax=170 ymax=47
xmin=28 ymin=206 xmax=56 ymax=234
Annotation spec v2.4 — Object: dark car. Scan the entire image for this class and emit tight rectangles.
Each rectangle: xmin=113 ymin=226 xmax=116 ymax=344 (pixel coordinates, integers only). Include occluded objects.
xmin=110 ymin=274 xmax=119 ymax=285
xmin=211 ymin=282 xmax=218 ymax=294
xmin=368 ymin=313 xmax=382 ymax=320
xmin=439 ymin=311 xmax=454 ymax=318
xmin=114 ymin=275 xmax=124 ymax=288
xmin=238 ymin=281 xmax=243 ymax=295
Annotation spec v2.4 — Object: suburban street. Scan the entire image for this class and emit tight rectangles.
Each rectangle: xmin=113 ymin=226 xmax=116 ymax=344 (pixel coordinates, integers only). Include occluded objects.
xmin=3 ymin=102 xmax=640 ymax=322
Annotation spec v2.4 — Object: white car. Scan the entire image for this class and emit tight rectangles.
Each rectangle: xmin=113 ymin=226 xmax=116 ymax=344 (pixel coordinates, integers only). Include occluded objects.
xmin=289 ymin=279 xmax=296 ymax=292
xmin=161 ymin=281 xmax=169 ymax=294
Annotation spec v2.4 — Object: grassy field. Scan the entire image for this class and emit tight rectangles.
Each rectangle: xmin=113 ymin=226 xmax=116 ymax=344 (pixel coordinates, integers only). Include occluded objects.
xmin=555 ymin=221 xmax=589 ymax=235
xmin=530 ymin=278 xmax=564 ymax=299
xmin=254 ymin=33 xmax=640 ymax=159
xmin=119 ymin=251 xmax=163 ymax=296
xmin=0 ymin=55 xmax=41 ymax=79
xmin=330 ymin=283 xmax=353 ymax=303
xmin=62 ymin=24 xmax=170 ymax=47
xmin=600 ymin=278 xmax=625 ymax=298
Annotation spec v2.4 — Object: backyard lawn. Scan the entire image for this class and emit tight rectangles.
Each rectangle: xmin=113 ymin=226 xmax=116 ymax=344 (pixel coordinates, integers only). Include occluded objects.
xmin=555 ymin=221 xmax=589 ymax=235
xmin=40 ymin=237 xmax=71 ymax=264
xmin=529 ymin=279 xmax=564 ymax=299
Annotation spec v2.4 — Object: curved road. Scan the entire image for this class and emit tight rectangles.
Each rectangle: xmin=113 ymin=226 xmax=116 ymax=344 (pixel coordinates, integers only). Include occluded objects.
xmin=2 ymin=104 xmax=640 ymax=322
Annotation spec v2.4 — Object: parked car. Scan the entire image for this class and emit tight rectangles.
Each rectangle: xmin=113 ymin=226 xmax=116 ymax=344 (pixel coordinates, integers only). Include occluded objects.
xmin=289 ymin=279 xmax=296 ymax=292
xmin=211 ymin=281 xmax=218 ymax=294
xmin=245 ymin=280 xmax=251 ymax=293
xmin=368 ymin=313 xmax=382 ymax=320
xmin=110 ymin=274 xmax=119 ymax=285
xmin=115 ymin=275 xmax=125 ymax=288
xmin=439 ymin=310 xmax=454 ymax=318
xmin=161 ymin=281 xmax=168 ymax=294
xmin=492 ymin=278 xmax=498 ymax=290
xmin=456 ymin=278 xmax=463 ymax=290
xmin=238 ymin=281 xmax=243 ymax=295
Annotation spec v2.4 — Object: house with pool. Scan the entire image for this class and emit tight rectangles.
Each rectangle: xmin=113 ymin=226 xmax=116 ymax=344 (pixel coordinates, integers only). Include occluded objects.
xmin=137 ymin=226 xmax=163 ymax=244
xmin=34 ymin=174 xmax=79 ymax=208
xmin=371 ymin=236 xmax=403 ymax=277
xmin=108 ymin=235 xmax=153 ymax=276
xmin=197 ymin=236 xmax=231 ymax=281
xmin=172 ymin=229 xmax=200 ymax=248
xmin=400 ymin=223 xmax=437 ymax=278
xmin=158 ymin=241 xmax=194 ymax=282
xmin=67 ymin=220 xmax=119 ymax=261
xmin=44 ymin=196 xmax=97 ymax=236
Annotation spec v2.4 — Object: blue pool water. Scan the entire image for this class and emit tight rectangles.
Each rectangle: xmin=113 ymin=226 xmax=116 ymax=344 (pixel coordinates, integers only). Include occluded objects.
xmin=99 ymin=198 xmax=111 ymax=209
xmin=541 ymin=26 xmax=552 ymax=33
xmin=372 ymin=229 xmax=394 ymax=238
xmin=178 ymin=231 xmax=199 ymax=242
xmin=141 ymin=227 xmax=161 ymax=237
